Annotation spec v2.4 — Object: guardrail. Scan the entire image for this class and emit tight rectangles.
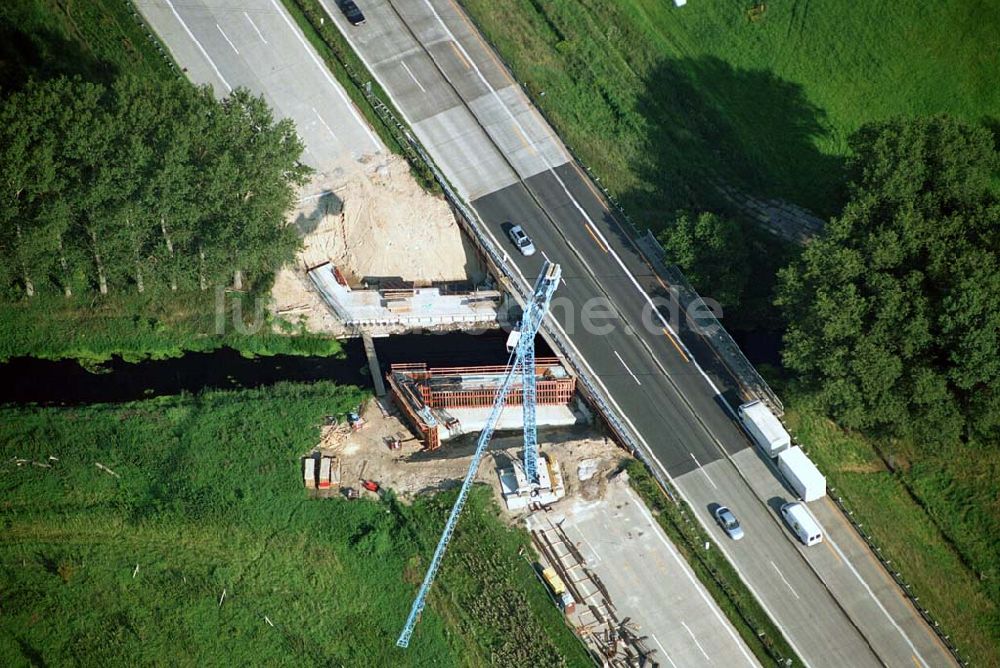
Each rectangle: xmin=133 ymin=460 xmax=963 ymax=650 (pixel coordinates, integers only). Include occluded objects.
xmin=636 ymin=231 xmax=784 ymax=415
xmin=827 ymin=488 xmax=969 ymax=666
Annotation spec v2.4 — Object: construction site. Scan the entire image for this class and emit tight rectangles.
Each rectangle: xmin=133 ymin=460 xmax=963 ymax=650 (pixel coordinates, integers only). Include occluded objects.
xmin=291 ymin=262 xmax=683 ymax=666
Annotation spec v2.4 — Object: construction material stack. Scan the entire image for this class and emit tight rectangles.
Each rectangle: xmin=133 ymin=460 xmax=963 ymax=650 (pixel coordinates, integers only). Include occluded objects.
xmin=303 ymin=457 xmax=316 ymax=489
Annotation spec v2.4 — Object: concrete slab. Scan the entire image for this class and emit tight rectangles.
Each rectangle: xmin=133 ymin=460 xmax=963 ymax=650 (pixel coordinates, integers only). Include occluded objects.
xmin=467 ymin=85 xmax=571 ymax=181
xmin=530 ymin=482 xmax=760 ymax=668
xmin=438 ymin=404 xmax=580 ymax=440
xmin=309 ymin=264 xmax=498 ymax=328
xmin=412 ymin=105 xmax=520 ymax=200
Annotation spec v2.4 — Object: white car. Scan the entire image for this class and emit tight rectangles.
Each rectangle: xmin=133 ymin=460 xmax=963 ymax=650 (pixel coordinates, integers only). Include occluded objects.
xmin=507 ymin=224 xmax=536 ymax=256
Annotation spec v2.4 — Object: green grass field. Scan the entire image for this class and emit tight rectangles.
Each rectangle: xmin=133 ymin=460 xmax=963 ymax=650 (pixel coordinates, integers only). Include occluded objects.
xmin=0 ymin=290 xmax=343 ymax=363
xmin=0 ymin=383 xmax=590 ymax=666
xmin=460 ymin=0 xmax=1000 ymax=220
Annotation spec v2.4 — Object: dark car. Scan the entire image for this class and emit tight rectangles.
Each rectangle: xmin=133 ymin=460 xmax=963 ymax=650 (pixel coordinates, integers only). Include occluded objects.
xmin=339 ymin=0 xmax=366 ymax=26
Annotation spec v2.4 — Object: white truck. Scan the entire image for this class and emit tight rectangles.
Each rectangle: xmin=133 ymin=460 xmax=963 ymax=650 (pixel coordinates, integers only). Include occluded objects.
xmin=738 ymin=400 xmax=790 ymax=457
xmin=778 ymin=446 xmax=826 ymax=502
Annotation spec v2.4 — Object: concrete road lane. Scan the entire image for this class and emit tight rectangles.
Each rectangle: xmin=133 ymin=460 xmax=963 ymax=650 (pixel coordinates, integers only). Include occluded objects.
xmin=530 ymin=482 xmax=761 ymax=668
xmin=729 ymin=448 xmax=957 ymax=668
xmin=676 ymin=458 xmax=882 ymax=667
xmin=136 ymin=0 xmax=382 ymax=178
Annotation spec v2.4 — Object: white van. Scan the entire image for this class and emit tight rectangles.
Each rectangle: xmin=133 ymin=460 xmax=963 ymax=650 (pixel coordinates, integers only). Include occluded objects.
xmin=780 ymin=502 xmax=823 ymax=546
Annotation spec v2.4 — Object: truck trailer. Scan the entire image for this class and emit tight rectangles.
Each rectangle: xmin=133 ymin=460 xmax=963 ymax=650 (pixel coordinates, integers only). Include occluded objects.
xmin=778 ymin=446 xmax=826 ymax=502
xmin=738 ymin=400 xmax=790 ymax=457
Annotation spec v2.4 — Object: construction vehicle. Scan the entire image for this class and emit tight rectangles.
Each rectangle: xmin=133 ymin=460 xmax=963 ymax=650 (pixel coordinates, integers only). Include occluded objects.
xmin=361 ymin=480 xmax=380 ymax=493
xmin=541 ymin=567 xmax=576 ymax=614
xmin=396 ymin=263 xmax=561 ymax=648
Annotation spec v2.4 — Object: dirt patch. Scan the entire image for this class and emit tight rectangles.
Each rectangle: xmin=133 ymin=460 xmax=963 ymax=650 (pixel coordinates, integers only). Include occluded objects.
xmin=309 ymin=397 xmax=623 ymax=507
xmin=271 ymin=154 xmax=482 ymax=333
xmin=835 ymin=460 xmax=887 ymax=474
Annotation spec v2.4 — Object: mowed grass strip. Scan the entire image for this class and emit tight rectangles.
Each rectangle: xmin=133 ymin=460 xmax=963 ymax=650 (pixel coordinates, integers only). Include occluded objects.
xmin=0 ymin=290 xmax=344 ymax=363
xmin=458 ymin=0 xmax=1000 ymax=220
xmin=0 ymin=383 xmax=591 ymax=666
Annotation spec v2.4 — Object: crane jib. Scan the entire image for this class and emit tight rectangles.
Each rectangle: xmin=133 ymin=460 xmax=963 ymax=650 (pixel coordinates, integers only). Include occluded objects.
xmin=396 ymin=262 xmax=561 ymax=648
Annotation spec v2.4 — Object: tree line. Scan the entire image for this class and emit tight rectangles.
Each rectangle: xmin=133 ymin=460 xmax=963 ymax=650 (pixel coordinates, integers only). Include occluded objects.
xmin=777 ymin=116 xmax=1000 ymax=444
xmin=0 ymin=76 xmax=310 ymax=299
xmin=659 ymin=115 xmax=1000 ymax=444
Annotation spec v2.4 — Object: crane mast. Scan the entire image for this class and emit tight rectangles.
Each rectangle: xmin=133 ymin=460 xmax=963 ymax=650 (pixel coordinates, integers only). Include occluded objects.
xmin=396 ymin=262 xmax=562 ymax=648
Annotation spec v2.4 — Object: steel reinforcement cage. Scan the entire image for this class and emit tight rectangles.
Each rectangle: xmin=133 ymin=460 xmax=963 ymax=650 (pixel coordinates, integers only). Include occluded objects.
xmin=387 ymin=360 xmax=576 ymax=449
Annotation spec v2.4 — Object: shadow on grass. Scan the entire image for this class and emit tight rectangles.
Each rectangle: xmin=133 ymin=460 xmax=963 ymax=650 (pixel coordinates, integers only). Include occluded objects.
xmin=622 ymin=56 xmax=844 ymax=223
xmin=0 ymin=23 xmax=117 ymax=91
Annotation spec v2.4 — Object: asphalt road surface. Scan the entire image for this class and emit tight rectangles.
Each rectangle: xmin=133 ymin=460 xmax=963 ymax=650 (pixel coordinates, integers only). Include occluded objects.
xmin=136 ymin=0 xmax=383 ymax=181
xmin=323 ymin=0 xmax=957 ymax=666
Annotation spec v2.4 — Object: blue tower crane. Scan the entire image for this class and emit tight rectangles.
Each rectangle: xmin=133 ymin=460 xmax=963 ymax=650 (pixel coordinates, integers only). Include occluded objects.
xmin=396 ymin=261 xmax=562 ymax=648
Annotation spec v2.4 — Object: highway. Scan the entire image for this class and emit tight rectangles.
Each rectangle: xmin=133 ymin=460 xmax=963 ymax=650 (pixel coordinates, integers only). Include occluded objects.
xmin=140 ymin=0 xmax=956 ymax=665
xmin=321 ymin=0 xmax=957 ymax=666
xmin=136 ymin=0 xmax=383 ymax=181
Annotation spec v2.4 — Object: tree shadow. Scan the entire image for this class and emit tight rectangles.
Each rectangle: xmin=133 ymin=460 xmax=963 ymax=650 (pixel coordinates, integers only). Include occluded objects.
xmin=293 ymin=190 xmax=343 ymax=236
xmin=622 ymin=56 xmax=845 ymax=223
xmin=0 ymin=22 xmax=118 ymax=91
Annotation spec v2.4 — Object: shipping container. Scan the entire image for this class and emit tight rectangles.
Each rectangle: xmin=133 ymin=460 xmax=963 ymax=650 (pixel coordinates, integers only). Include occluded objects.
xmin=318 ymin=457 xmax=332 ymax=489
xmin=739 ymin=400 xmax=791 ymax=457
xmin=778 ymin=446 xmax=826 ymax=502
xmin=303 ymin=457 xmax=316 ymax=489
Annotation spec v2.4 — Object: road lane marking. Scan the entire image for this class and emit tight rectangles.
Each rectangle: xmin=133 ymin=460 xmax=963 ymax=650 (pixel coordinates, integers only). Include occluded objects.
xmin=690 ymin=453 xmax=717 ymax=489
xmin=584 ymin=223 xmax=608 ymax=253
xmin=244 ymin=12 xmax=269 ymax=45
xmin=613 ymin=351 xmax=642 ymax=386
xmin=448 ymin=40 xmax=472 ymax=69
xmin=663 ymin=328 xmax=689 ymax=363
xmin=770 ymin=560 xmax=800 ymax=599
xmin=400 ymin=61 xmax=427 ymax=92
xmin=268 ymin=0 xmax=381 ymax=152
xmin=823 ymin=534 xmax=843 ymax=564
xmin=163 ymin=0 xmax=231 ymax=92
xmin=824 ymin=528 xmax=931 ymax=668
xmin=216 ymin=24 xmax=239 ymax=55
xmin=627 ymin=478 xmax=760 ymax=667
xmin=311 ymin=107 xmax=338 ymax=141
xmin=680 ymin=622 xmax=711 ymax=661
xmin=650 ymin=634 xmax=677 ymax=668
xmin=513 ymin=123 xmax=534 ymax=151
